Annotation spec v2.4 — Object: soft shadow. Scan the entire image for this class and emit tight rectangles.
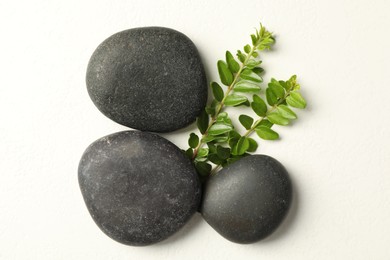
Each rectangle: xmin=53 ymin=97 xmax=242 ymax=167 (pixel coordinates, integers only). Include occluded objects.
xmin=151 ymin=212 xmax=203 ymax=247
xmin=260 ymin=174 xmax=299 ymax=244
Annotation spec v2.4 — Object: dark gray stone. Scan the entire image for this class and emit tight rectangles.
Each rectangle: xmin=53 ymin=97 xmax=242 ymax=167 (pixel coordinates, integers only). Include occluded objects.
xmin=86 ymin=27 xmax=207 ymax=132
xmin=78 ymin=131 xmax=201 ymax=246
xmin=200 ymin=155 xmax=292 ymax=244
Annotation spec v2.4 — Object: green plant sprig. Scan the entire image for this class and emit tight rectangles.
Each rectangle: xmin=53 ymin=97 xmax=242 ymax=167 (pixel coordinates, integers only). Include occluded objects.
xmin=184 ymin=24 xmax=307 ymax=181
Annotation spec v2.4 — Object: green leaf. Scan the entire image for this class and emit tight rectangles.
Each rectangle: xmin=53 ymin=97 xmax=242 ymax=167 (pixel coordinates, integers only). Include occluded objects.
xmin=247 ymin=138 xmax=258 ymax=152
xmin=188 ymin=133 xmax=199 ymax=148
xmin=202 ymin=135 xmax=215 ymax=143
xmin=266 ymin=87 xmax=278 ymax=106
xmin=205 ymin=100 xmax=219 ymax=116
xmin=229 ymin=137 xmax=239 ymax=148
xmin=256 ymin=126 xmax=279 ymax=140
xmin=195 ymin=161 xmax=211 ymax=176
xmin=286 ymin=91 xmax=307 ymax=109
xmin=224 ymin=94 xmax=248 ymax=106
xmin=278 ymin=80 xmax=288 ymax=90
xmin=236 ymin=50 xmax=247 ymax=63
xmin=197 ymin=148 xmax=209 ymax=158
xmin=267 ymin=113 xmax=289 ymax=126
xmin=213 ymin=135 xmax=229 ymax=143
xmin=252 ymin=67 xmax=264 ymax=76
xmin=240 ymin=69 xmax=262 ymax=83
xmin=205 ymin=106 xmax=215 ymax=116
xmin=256 ymin=119 xmax=273 ymax=128
xmin=251 ymin=94 xmax=267 ymax=116
xmin=217 ymin=60 xmax=233 ymax=86
xmin=185 ymin=148 xmax=193 ymax=159
xmin=239 ymin=115 xmax=254 ymax=130
xmin=252 ymin=94 xmax=262 ymax=104
xmin=277 ymin=105 xmax=297 ymax=119
xmin=251 ymin=34 xmax=258 ymax=45
xmin=234 ymin=80 xmax=260 ymax=93
xmin=268 ymin=81 xmax=285 ymax=98
xmin=246 ymin=59 xmax=262 ymax=69
xmin=207 ymin=143 xmax=216 ymax=153
xmin=286 ymin=75 xmax=299 ymax=91
xmin=211 ymin=82 xmax=224 ymax=102
xmin=216 ymin=112 xmax=232 ymax=125
xmin=208 ymin=153 xmax=224 ymax=165
xmin=226 ymin=51 xmax=240 ymax=73
xmin=229 ymin=130 xmax=241 ymax=139
xmin=208 ymin=123 xmax=233 ymax=136
xmin=216 ymin=146 xmax=230 ymax=160
xmin=232 ymin=137 xmax=250 ymax=155
xmin=244 ymin=44 xmax=251 ymax=53
xmin=197 ymin=110 xmax=209 ymax=134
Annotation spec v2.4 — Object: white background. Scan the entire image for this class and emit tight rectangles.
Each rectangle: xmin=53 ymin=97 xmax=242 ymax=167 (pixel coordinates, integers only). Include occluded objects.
xmin=1 ymin=0 xmax=389 ymax=259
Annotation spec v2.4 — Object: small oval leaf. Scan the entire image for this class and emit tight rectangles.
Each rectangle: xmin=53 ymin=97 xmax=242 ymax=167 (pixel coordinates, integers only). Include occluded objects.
xmin=208 ymin=123 xmax=233 ymax=136
xmin=197 ymin=148 xmax=209 ymax=158
xmin=277 ymin=105 xmax=297 ymax=119
xmin=234 ymin=80 xmax=261 ymax=93
xmin=256 ymin=126 xmax=279 ymax=140
xmin=251 ymin=95 xmax=267 ymax=116
xmin=188 ymin=133 xmax=199 ymax=148
xmin=224 ymin=94 xmax=248 ymax=106
xmin=197 ymin=110 xmax=209 ymax=134
xmin=266 ymin=88 xmax=278 ymax=106
xmin=232 ymin=137 xmax=250 ymax=155
xmin=195 ymin=161 xmax=212 ymax=176
xmin=286 ymin=91 xmax=307 ymax=109
xmin=247 ymin=138 xmax=258 ymax=152
xmin=236 ymin=50 xmax=247 ymax=63
xmin=267 ymin=113 xmax=289 ymax=126
xmin=244 ymin=44 xmax=251 ymax=54
xmin=185 ymin=148 xmax=193 ymax=159
xmin=217 ymin=60 xmax=234 ymax=86
xmin=208 ymin=153 xmax=224 ymax=165
xmin=246 ymin=59 xmax=262 ymax=69
xmin=240 ymin=69 xmax=263 ymax=83
xmin=211 ymin=82 xmax=224 ymax=102
xmin=268 ymin=82 xmax=285 ymax=98
xmin=239 ymin=114 xmax=254 ymax=130
xmin=226 ymin=51 xmax=240 ymax=73
xmin=256 ymin=119 xmax=273 ymax=128
xmin=216 ymin=145 xmax=231 ymax=160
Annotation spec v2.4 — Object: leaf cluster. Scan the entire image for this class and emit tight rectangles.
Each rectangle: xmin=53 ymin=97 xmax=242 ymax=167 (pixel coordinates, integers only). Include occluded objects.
xmin=184 ymin=24 xmax=307 ymax=180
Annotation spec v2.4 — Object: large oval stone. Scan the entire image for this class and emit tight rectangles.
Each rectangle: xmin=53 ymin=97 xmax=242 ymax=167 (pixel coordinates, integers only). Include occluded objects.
xmin=78 ymin=131 xmax=201 ymax=246
xmin=86 ymin=27 xmax=207 ymax=132
xmin=201 ymin=155 xmax=292 ymax=244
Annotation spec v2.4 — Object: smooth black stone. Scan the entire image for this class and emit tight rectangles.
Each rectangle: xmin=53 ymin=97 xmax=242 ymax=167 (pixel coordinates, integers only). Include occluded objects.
xmin=86 ymin=27 xmax=207 ymax=132
xmin=200 ymin=155 xmax=292 ymax=244
xmin=78 ymin=131 xmax=201 ymax=246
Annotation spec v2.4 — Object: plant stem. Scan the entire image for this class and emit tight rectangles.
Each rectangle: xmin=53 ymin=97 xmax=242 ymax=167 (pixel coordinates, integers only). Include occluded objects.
xmin=192 ymin=48 xmax=256 ymax=160
xmin=210 ymin=164 xmax=222 ymax=175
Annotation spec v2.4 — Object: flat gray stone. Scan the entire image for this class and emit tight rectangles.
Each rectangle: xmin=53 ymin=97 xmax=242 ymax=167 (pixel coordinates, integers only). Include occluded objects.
xmin=78 ymin=131 xmax=201 ymax=246
xmin=86 ymin=27 xmax=207 ymax=132
xmin=200 ymin=155 xmax=292 ymax=244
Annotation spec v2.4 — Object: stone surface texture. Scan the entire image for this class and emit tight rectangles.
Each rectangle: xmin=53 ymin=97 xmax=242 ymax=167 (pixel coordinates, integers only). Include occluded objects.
xmin=86 ymin=27 xmax=207 ymax=132
xmin=201 ymin=155 xmax=292 ymax=244
xmin=78 ymin=131 xmax=201 ymax=246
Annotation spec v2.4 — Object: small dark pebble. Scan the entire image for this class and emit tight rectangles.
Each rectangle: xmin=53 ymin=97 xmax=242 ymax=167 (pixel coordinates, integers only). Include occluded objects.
xmin=201 ymin=154 xmax=292 ymax=244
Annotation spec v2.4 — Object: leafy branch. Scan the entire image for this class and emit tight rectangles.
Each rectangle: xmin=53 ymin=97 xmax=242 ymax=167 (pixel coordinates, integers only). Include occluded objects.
xmin=184 ymin=24 xmax=307 ymax=181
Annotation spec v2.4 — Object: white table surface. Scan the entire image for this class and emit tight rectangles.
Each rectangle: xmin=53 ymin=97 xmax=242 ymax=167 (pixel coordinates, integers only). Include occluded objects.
xmin=1 ymin=0 xmax=390 ymax=259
